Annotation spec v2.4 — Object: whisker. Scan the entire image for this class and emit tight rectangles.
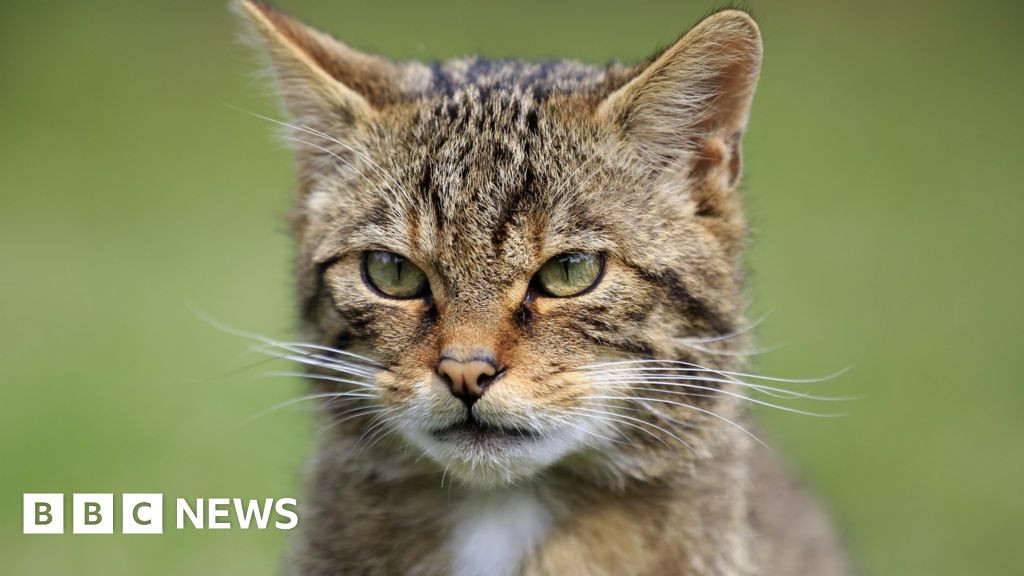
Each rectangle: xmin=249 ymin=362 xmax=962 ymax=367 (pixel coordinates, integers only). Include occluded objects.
xmin=440 ymin=462 xmax=452 ymax=488
xmin=675 ymin=341 xmax=782 ymax=357
xmin=582 ymin=372 xmax=848 ymax=402
xmin=675 ymin=311 xmax=771 ymax=344
xmin=250 ymin=345 xmax=380 ymax=377
xmin=356 ymin=413 xmax=404 ymax=455
xmin=272 ymin=341 xmax=385 ymax=369
xmin=188 ymin=304 xmax=386 ymax=374
xmin=581 ymin=394 xmax=768 ymax=448
xmin=261 ymin=351 xmax=381 ymax=380
xmin=567 ymin=407 xmax=670 ymax=448
xmin=600 ymin=400 xmax=702 ymax=431
xmin=557 ymin=154 xmax=605 ymax=199
xmin=242 ymin=391 xmax=380 ymax=426
xmin=231 ymin=106 xmax=412 ymax=200
xmin=586 ymin=383 xmax=845 ymax=418
xmin=547 ymin=411 xmax=630 ymax=446
xmin=585 ymin=373 xmax=856 ymax=402
xmin=553 ymin=152 xmax=599 ymax=196
xmin=193 ymin=353 xmax=287 ymax=383
xmin=280 ymin=135 xmax=396 ymax=199
xmin=595 ymin=383 xmax=720 ymax=401
xmin=581 ymin=360 xmax=851 ymax=387
xmin=257 ymin=371 xmax=376 ymax=390
xmin=568 ymin=405 xmax=695 ymax=453
xmin=584 ymin=372 xmax=803 ymax=400
xmin=317 ymin=405 xmax=393 ymax=438
xmin=584 ymin=361 xmax=850 ymax=385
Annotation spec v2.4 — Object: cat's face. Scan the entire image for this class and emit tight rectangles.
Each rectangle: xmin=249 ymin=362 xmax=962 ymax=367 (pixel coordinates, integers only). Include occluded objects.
xmin=239 ymin=1 xmax=762 ymax=487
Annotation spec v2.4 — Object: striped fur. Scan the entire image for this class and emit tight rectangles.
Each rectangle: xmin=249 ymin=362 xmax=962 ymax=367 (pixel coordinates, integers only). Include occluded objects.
xmin=236 ymin=2 xmax=848 ymax=575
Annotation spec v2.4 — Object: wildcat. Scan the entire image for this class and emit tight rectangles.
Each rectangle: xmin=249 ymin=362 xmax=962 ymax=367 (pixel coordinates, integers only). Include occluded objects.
xmin=234 ymin=1 xmax=849 ymax=574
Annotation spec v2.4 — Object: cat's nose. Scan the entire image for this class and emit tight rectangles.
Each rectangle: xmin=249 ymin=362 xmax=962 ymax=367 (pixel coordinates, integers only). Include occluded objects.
xmin=437 ymin=354 xmax=499 ymax=408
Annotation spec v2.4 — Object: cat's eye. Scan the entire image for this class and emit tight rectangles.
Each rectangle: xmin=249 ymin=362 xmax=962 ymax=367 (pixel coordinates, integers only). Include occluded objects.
xmin=533 ymin=253 xmax=604 ymax=297
xmin=362 ymin=251 xmax=429 ymax=299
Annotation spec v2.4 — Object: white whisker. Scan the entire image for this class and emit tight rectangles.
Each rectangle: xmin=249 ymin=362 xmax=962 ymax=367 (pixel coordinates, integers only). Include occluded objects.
xmin=547 ymin=411 xmax=630 ymax=446
xmin=273 ymin=341 xmax=385 ymax=368
xmin=258 ymin=371 xmax=376 ymax=390
xmin=251 ymin=346 xmax=380 ymax=378
xmin=231 ymin=106 xmax=412 ymax=201
xmin=242 ymin=391 xmax=380 ymax=425
xmin=269 ymin=352 xmax=381 ymax=380
xmin=317 ymin=405 xmax=393 ymax=438
xmin=569 ymin=405 xmax=695 ymax=453
xmin=676 ymin=341 xmax=781 ymax=357
xmin=581 ymin=394 xmax=767 ymax=448
xmin=587 ymin=383 xmax=845 ymax=417
xmin=585 ymin=373 xmax=855 ymax=402
xmin=188 ymin=304 xmax=387 ymax=377
xmin=584 ymin=361 xmax=849 ymax=385
xmin=280 ymin=135 xmax=395 ymax=199
xmin=675 ymin=311 xmax=771 ymax=345
xmin=356 ymin=413 xmax=404 ymax=455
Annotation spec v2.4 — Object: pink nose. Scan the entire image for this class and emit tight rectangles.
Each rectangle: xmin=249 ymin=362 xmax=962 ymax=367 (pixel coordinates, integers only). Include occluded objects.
xmin=438 ymin=357 xmax=498 ymax=406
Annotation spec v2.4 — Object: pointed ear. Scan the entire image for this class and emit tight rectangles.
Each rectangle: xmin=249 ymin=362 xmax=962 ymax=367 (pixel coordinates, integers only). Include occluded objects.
xmin=233 ymin=0 xmax=402 ymax=127
xmin=598 ymin=10 xmax=762 ymax=218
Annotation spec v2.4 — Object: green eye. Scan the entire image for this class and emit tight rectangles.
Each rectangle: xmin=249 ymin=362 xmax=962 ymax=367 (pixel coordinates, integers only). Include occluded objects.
xmin=533 ymin=253 xmax=604 ymax=297
xmin=362 ymin=251 xmax=429 ymax=299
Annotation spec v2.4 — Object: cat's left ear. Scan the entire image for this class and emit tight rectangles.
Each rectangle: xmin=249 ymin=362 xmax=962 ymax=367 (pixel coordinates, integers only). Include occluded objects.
xmin=233 ymin=0 xmax=402 ymax=128
xmin=598 ymin=10 xmax=762 ymax=220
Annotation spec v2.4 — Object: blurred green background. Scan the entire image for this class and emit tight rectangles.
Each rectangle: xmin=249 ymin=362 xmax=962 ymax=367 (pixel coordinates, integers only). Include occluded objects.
xmin=1 ymin=0 xmax=1021 ymax=574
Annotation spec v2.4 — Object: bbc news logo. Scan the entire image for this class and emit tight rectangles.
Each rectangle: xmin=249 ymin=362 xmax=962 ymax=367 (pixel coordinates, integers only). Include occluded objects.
xmin=23 ymin=494 xmax=298 ymax=534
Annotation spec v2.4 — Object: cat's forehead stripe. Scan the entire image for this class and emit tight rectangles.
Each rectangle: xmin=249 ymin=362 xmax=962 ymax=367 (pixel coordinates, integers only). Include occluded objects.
xmin=424 ymin=57 xmax=608 ymax=99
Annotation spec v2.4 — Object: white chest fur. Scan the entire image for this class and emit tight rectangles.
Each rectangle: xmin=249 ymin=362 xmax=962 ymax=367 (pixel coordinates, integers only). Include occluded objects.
xmin=449 ymin=490 xmax=552 ymax=576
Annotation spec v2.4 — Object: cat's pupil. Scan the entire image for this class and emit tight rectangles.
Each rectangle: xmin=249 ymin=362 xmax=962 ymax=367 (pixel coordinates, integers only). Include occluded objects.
xmin=363 ymin=251 xmax=428 ymax=299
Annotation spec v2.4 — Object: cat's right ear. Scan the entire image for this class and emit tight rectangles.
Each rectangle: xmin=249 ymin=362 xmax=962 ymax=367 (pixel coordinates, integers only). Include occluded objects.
xmin=233 ymin=0 xmax=400 ymax=127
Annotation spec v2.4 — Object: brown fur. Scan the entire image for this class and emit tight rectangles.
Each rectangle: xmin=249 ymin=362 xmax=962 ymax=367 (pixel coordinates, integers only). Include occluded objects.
xmin=234 ymin=1 xmax=849 ymax=574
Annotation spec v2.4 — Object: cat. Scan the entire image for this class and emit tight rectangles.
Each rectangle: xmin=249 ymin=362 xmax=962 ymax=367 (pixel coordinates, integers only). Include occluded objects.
xmin=234 ymin=1 xmax=849 ymax=574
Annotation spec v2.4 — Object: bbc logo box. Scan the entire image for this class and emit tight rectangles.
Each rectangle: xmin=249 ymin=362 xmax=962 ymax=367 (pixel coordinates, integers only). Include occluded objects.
xmin=23 ymin=494 xmax=63 ymax=534
xmin=23 ymin=493 xmax=163 ymax=535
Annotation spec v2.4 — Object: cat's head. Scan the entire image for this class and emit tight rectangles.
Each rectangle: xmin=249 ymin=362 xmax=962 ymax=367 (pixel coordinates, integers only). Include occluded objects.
xmin=238 ymin=1 xmax=762 ymax=487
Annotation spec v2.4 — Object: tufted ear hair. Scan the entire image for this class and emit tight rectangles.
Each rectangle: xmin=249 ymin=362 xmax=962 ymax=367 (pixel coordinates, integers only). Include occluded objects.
xmin=233 ymin=0 xmax=405 ymax=128
xmin=598 ymin=10 xmax=762 ymax=221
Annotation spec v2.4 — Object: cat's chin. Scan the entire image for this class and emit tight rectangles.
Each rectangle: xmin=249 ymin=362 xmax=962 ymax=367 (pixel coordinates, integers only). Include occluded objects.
xmin=400 ymin=419 xmax=587 ymax=489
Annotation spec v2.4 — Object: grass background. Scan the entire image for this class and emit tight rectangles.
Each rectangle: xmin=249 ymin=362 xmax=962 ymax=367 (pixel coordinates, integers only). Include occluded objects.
xmin=1 ymin=0 xmax=1022 ymax=574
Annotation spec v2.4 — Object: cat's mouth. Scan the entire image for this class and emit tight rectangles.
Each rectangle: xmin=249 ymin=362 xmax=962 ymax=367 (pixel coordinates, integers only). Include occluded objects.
xmin=430 ymin=417 xmax=539 ymax=441
xmin=410 ymin=412 xmax=582 ymax=487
